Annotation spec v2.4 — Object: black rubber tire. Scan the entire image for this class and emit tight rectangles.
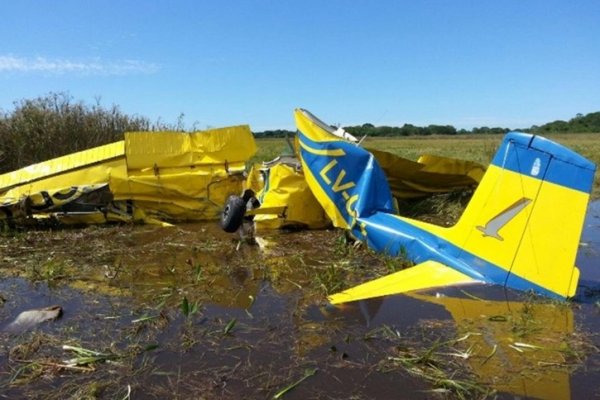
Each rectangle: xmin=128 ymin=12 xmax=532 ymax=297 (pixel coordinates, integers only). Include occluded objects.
xmin=221 ymin=195 xmax=246 ymax=233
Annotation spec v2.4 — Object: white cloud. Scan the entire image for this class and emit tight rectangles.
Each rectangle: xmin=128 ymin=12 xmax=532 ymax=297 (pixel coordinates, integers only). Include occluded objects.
xmin=0 ymin=55 xmax=159 ymax=76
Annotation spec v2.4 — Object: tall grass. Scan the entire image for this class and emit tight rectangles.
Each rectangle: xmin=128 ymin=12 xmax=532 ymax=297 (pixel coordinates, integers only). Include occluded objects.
xmin=0 ymin=93 xmax=156 ymax=173
xmin=2 ymin=97 xmax=598 ymax=198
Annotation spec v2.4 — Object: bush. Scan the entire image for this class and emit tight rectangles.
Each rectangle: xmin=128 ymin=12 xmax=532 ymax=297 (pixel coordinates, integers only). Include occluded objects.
xmin=0 ymin=93 xmax=152 ymax=173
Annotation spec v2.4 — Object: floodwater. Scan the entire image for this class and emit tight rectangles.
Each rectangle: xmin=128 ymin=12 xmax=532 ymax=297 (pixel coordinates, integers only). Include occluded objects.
xmin=0 ymin=201 xmax=599 ymax=399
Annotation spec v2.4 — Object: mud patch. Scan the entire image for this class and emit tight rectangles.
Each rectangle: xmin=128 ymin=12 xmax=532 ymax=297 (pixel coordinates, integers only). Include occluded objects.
xmin=0 ymin=202 xmax=599 ymax=399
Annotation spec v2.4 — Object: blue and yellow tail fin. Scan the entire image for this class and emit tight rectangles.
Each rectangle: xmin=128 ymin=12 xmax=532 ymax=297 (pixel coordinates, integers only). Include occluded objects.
xmin=446 ymin=133 xmax=595 ymax=298
xmin=294 ymin=109 xmax=596 ymax=303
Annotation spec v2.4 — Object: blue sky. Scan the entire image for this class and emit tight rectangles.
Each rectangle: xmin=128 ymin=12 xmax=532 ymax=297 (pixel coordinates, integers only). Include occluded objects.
xmin=1 ymin=1 xmax=599 ymax=131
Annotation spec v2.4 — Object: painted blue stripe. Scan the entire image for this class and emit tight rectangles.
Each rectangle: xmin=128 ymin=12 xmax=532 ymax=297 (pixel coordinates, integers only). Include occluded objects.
xmin=297 ymin=128 xmax=581 ymax=299
xmin=492 ymin=132 xmax=595 ymax=194
xmin=355 ymin=212 xmax=564 ymax=299
xmin=298 ymin=131 xmax=396 ymax=223
xmin=296 ymin=129 xmax=347 ymax=151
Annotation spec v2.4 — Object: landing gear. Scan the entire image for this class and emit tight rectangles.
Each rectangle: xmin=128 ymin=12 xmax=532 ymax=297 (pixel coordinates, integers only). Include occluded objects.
xmin=220 ymin=195 xmax=246 ymax=233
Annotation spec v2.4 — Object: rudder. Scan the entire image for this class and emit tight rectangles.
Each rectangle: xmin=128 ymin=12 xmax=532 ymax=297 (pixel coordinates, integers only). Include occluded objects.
xmin=451 ymin=133 xmax=595 ymax=298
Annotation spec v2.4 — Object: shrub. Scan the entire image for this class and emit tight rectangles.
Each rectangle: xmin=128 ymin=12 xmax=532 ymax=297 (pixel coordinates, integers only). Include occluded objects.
xmin=0 ymin=93 xmax=152 ymax=173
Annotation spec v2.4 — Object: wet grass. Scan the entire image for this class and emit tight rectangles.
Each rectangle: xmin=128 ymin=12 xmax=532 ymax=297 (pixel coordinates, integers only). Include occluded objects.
xmin=24 ymin=258 xmax=72 ymax=286
xmin=0 ymin=225 xmax=409 ymax=397
xmin=1 ymin=221 xmax=598 ymax=399
xmin=2 ymin=132 xmax=600 ymax=399
xmin=382 ymin=336 xmax=493 ymax=400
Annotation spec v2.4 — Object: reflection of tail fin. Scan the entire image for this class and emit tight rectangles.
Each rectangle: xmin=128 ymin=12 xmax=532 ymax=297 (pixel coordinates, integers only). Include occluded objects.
xmin=448 ymin=133 xmax=596 ymax=298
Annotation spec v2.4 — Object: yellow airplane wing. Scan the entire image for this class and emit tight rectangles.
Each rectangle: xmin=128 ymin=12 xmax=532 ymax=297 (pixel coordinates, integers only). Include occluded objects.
xmin=328 ymin=260 xmax=480 ymax=304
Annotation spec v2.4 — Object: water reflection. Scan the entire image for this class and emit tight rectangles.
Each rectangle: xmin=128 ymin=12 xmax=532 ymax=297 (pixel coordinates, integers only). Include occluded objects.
xmin=1 ymin=198 xmax=597 ymax=399
xmin=576 ymin=200 xmax=600 ymax=294
xmin=329 ymin=287 xmax=574 ymax=399
xmin=324 ymin=200 xmax=600 ymax=400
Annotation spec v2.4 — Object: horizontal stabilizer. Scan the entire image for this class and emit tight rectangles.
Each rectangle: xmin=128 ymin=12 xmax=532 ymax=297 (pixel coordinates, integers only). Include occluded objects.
xmin=328 ymin=260 xmax=480 ymax=304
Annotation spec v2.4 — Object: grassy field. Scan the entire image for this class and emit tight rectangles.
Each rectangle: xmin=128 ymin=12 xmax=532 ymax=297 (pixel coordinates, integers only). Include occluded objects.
xmin=255 ymin=133 xmax=600 ymax=198
xmin=2 ymin=134 xmax=599 ymax=399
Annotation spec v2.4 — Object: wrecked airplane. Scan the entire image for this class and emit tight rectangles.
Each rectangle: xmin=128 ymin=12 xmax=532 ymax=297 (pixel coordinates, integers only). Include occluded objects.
xmin=0 ymin=125 xmax=256 ymax=226
xmin=292 ymin=109 xmax=596 ymax=302
xmin=222 ymin=119 xmax=485 ymax=233
xmin=221 ymin=109 xmax=595 ymax=302
xmin=2 ymin=107 xmax=595 ymax=303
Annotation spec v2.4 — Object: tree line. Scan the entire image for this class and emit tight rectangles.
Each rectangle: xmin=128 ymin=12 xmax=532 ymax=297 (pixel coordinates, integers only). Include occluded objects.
xmin=1 ymin=93 xmax=598 ymax=174
xmin=254 ymin=111 xmax=600 ymax=138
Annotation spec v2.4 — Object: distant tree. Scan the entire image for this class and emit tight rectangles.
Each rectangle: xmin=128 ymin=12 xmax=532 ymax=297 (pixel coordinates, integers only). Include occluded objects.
xmin=400 ymin=124 xmax=420 ymax=136
xmin=427 ymin=125 xmax=457 ymax=135
xmin=253 ymin=129 xmax=295 ymax=138
xmin=471 ymin=127 xmax=490 ymax=134
xmin=534 ymin=111 xmax=600 ymax=134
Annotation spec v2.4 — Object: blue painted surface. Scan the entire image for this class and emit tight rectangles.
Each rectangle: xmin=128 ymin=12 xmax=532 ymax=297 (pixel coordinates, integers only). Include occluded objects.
xmin=297 ymin=128 xmax=595 ymax=299
xmin=298 ymin=131 xmax=396 ymax=223
xmin=354 ymin=211 xmax=562 ymax=299
xmin=491 ymin=132 xmax=595 ymax=193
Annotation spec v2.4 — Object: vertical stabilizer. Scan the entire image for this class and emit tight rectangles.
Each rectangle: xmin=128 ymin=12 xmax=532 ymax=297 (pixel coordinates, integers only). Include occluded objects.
xmin=452 ymin=133 xmax=595 ymax=298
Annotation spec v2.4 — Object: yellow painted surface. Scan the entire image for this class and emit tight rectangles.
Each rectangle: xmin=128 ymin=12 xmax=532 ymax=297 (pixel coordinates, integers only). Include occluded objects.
xmin=370 ymin=149 xmax=484 ymax=198
xmin=124 ymin=126 xmax=255 ymax=168
xmin=252 ymin=163 xmax=330 ymax=230
xmin=0 ymin=141 xmax=124 ymax=193
xmin=411 ymin=292 xmax=573 ymax=399
xmin=404 ymin=164 xmax=586 ymax=297
xmin=328 ymin=260 xmax=478 ymax=304
xmin=1 ymin=126 xmax=255 ymax=225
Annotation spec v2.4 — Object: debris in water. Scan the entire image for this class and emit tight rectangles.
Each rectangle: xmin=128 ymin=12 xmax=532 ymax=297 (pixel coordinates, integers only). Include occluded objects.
xmin=273 ymin=368 xmax=318 ymax=399
xmin=3 ymin=305 xmax=62 ymax=333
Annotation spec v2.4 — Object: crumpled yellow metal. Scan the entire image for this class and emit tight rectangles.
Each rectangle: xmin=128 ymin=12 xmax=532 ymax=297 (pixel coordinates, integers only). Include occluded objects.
xmin=0 ymin=125 xmax=255 ymax=225
xmin=248 ymin=163 xmax=330 ymax=230
xmin=369 ymin=149 xmax=485 ymax=199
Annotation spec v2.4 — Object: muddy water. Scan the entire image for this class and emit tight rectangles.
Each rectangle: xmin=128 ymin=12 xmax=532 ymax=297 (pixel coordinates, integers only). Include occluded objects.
xmin=0 ymin=202 xmax=599 ymax=399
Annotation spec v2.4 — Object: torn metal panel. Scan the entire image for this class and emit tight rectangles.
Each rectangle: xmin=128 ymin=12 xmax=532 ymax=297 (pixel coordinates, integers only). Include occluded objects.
xmin=124 ymin=127 xmax=256 ymax=169
xmin=0 ymin=141 xmax=124 ymax=194
xmin=1 ymin=125 xmax=255 ymax=225
xmin=249 ymin=162 xmax=330 ymax=230
xmin=369 ymin=149 xmax=485 ymax=199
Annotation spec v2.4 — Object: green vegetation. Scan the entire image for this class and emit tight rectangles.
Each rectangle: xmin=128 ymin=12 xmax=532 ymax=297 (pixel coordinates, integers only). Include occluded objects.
xmin=342 ymin=111 xmax=600 ymax=137
xmin=0 ymin=93 xmax=151 ymax=173
xmin=250 ymin=138 xmax=292 ymax=165
xmin=382 ymin=337 xmax=492 ymax=399
xmin=253 ymin=111 xmax=600 ymax=138
xmin=24 ymin=258 xmax=71 ymax=286
xmin=256 ymin=134 xmax=600 ymax=199
xmin=534 ymin=112 xmax=600 ymax=134
xmin=273 ymin=368 xmax=317 ymax=399
xmin=253 ymin=129 xmax=296 ymax=139
xmin=1 ymin=93 xmax=597 ymax=175
xmin=0 ymin=93 xmax=193 ymax=174
xmin=345 ymin=123 xmax=462 ymax=137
